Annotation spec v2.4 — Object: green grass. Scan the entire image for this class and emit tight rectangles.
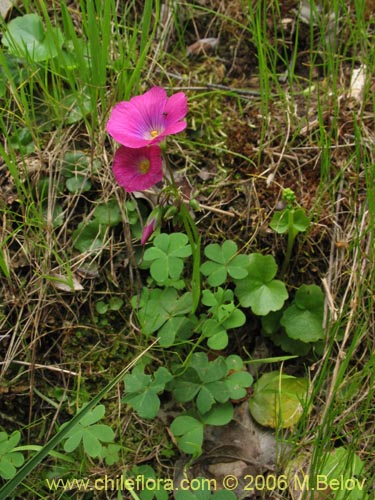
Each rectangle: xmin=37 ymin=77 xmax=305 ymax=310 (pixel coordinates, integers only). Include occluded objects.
xmin=1 ymin=0 xmax=375 ymax=498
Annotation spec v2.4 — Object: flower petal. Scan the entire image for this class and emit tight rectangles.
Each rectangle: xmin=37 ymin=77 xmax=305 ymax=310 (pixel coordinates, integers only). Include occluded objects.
xmin=107 ymin=87 xmax=188 ymax=148
xmin=164 ymin=92 xmax=188 ymax=125
xmin=141 ymin=218 xmax=157 ymax=245
xmin=131 ymin=87 xmax=168 ymax=132
xmin=107 ymin=102 xmax=150 ymax=147
xmin=112 ymin=145 xmax=163 ymax=192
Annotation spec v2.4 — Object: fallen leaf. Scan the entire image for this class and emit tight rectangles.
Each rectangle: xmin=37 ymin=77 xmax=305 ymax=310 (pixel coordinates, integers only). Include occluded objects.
xmin=348 ymin=64 xmax=366 ymax=102
xmin=49 ymin=273 xmax=84 ymax=292
xmin=174 ymin=402 xmax=277 ymax=498
xmin=0 ymin=0 xmax=13 ymax=19
xmin=187 ymin=37 xmax=219 ymax=56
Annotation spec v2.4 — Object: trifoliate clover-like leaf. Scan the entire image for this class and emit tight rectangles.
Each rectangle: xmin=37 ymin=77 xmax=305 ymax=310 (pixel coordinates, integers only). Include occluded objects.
xmin=135 ymin=287 xmax=193 ymax=346
xmin=225 ymin=371 xmax=253 ymax=400
xmin=143 ymin=232 xmax=192 ymax=283
xmin=0 ymin=431 xmax=25 ymax=480
xmin=170 ymin=353 xmax=230 ymax=414
xmin=123 ymin=366 xmax=173 ymax=419
xmin=62 ymin=405 xmax=114 ymax=458
xmin=200 ymin=240 xmax=248 ymax=287
xmin=170 ymin=416 xmax=203 ymax=457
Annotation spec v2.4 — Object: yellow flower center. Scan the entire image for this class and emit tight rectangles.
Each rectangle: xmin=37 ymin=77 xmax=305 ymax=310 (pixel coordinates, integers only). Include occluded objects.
xmin=138 ymin=158 xmax=150 ymax=174
xmin=150 ymin=130 xmax=159 ymax=138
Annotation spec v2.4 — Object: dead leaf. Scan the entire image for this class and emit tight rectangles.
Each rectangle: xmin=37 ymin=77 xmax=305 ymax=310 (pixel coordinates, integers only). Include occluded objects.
xmin=174 ymin=402 xmax=278 ymax=499
xmin=49 ymin=273 xmax=84 ymax=292
xmin=0 ymin=0 xmax=13 ymax=19
xmin=348 ymin=64 xmax=366 ymax=102
xmin=187 ymin=37 xmax=219 ymax=56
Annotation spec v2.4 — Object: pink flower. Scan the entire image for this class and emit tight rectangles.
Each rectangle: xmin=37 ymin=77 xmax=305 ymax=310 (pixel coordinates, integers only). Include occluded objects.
xmin=106 ymin=87 xmax=188 ymax=148
xmin=112 ymin=145 xmax=163 ymax=193
xmin=141 ymin=218 xmax=157 ymax=245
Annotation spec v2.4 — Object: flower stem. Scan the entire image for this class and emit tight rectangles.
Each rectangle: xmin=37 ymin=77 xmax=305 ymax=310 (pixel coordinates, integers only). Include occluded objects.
xmin=162 ymin=152 xmax=201 ymax=313
xmin=280 ymin=209 xmax=296 ymax=278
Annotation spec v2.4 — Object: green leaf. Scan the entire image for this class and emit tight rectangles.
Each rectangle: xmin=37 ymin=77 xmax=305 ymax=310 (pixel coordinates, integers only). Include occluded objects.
xmin=207 ymin=329 xmax=228 ymax=350
xmin=0 ymin=53 xmax=27 ymax=99
xmin=87 ymin=424 xmax=114 ymax=443
xmin=0 ymin=432 xmax=25 ymax=480
xmin=202 ymin=318 xmax=227 ymax=348
xmin=62 ymin=92 xmax=92 ymax=124
xmin=212 ymin=492 xmax=237 ymax=500
xmin=261 ymin=310 xmax=283 ymax=336
xmin=196 ymin=386 xmax=215 ymax=414
xmin=82 ymin=432 xmax=103 ymax=458
xmin=225 ymin=371 xmax=253 ymax=400
xmin=42 ymin=203 xmax=64 ymax=228
xmin=62 ymin=405 xmax=115 ymax=455
xmin=101 ymin=444 xmax=121 ymax=466
xmin=201 ymin=289 xmax=245 ymax=337
xmin=249 ymin=372 xmax=309 ymax=429
xmin=95 ymin=301 xmax=108 ymax=315
xmin=175 ymin=482 xmax=237 ymax=500
xmin=3 ymin=14 xmax=64 ymax=62
xmin=93 ymin=200 xmax=122 ymax=227
xmin=132 ymin=465 xmax=170 ymax=500
xmin=66 ymin=175 xmax=91 ymax=193
xmin=143 ymin=233 xmax=191 ymax=283
xmin=123 ymin=365 xmax=172 ymax=419
xmin=63 ymin=431 xmax=82 ymax=453
xmin=281 ymin=285 xmax=324 ymax=343
xmin=79 ymin=404 xmax=106 ymax=426
xmin=124 ymin=365 xmax=151 ymax=394
xmin=190 ymin=353 xmax=227 ymax=383
xmin=269 ymin=210 xmax=289 ymax=234
xmin=135 ymin=288 xmax=193 ymax=343
xmin=108 ymin=297 xmax=124 ymax=311
xmin=200 ymin=241 xmax=248 ymax=287
xmin=293 ymin=208 xmax=310 ymax=232
xmin=200 ymin=402 xmax=234 ymax=426
xmin=171 ymin=354 xmax=230 ymax=412
xmin=234 ymin=254 xmax=288 ymax=315
xmin=9 ymin=127 xmax=34 ymax=153
xmin=170 ymin=369 xmax=201 ymax=403
xmin=152 ymin=367 xmax=174 ymax=392
xmin=124 ymin=390 xmax=161 ymax=419
xmin=271 ymin=331 xmax=311 ymax=356
xmin=72 ymin=220 xmax=104 ymax=253
xmin=175 ymin=481 xmax=237 ymax=500
xmin=225 ymin=355 xmax=245 ymax=372
xmin=158 ymin=316 xmax=191 ymax=347
xmin=221 ymin=307 xmax=246 ymax=329
xmin=318 ymin=447 xmax=367 ymax=500
xmin=62 ymin=151 xmax=89 ymax=177
xmin=270 ymin=208 xmax=310 ymax=234
xmin=170 ymin=416 xmax=203 ymax=457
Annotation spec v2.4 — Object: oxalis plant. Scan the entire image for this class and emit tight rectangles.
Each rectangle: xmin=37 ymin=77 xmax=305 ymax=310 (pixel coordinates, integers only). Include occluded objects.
xmin=0 ymin=86 xmax=325 ymax=496
xmin=105 ymin=87 xmax=325 ymax=459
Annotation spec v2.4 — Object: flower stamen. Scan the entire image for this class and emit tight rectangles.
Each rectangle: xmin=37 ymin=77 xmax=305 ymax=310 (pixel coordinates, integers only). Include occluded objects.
xmin=138 ymin=158 xmax=151 ymax=174
xmin=150 ymin=130 xmax=159 ymax=138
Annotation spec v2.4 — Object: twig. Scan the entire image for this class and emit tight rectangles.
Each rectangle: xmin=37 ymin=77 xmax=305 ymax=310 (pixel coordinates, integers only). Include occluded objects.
xmin=0 ymin=360 xmax=79 ymax=376
xmin=158 ymin=70 xmax=263 ymax=96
